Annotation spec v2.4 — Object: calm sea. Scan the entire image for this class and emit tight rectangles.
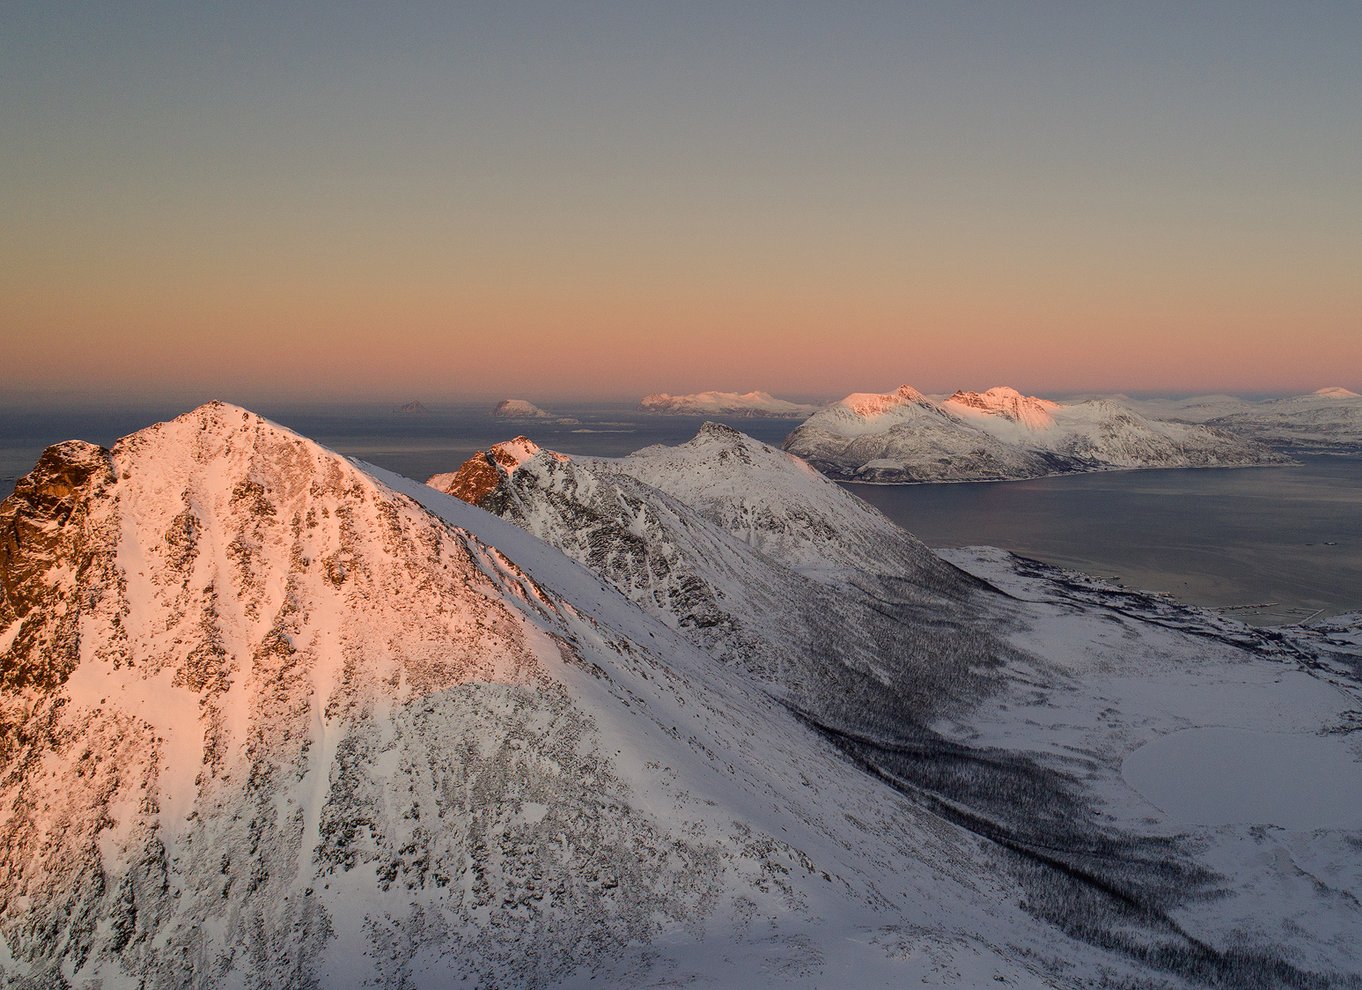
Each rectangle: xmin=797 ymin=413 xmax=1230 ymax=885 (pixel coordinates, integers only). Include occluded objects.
xmin=849 ymin=459 xmax=1362 ymax=624
xmin=3 ymin=402 xmax=1358 ymax=624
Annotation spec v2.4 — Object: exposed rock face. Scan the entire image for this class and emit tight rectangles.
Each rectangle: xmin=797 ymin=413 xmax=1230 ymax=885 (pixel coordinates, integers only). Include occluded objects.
xmin=426 ymin=437 xmax=563 ymax=507
xmin=0 ymin=440 xmax=115 ymax=693
xmin=432 ymin=451 xmax=506 ymax=505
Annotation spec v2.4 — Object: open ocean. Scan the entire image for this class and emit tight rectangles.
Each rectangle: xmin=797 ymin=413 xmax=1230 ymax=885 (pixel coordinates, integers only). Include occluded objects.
xmin=3 ymin=401 xmax=1358 ymax=625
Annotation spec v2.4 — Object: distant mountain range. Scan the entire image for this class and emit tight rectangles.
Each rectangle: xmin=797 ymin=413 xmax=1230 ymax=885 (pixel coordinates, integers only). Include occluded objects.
xmin=639 ymin=390 xmax=819 ymax=418
xmin=1122 ymin=387 xmax=1362 ymax=451
xmin=781 ymin=385 xmax=1287 ymax=483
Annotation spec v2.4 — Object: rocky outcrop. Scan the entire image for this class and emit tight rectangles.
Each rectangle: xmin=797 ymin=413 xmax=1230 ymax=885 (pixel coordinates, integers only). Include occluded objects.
xmin=0 ymin=440 xmax=115 ymax=692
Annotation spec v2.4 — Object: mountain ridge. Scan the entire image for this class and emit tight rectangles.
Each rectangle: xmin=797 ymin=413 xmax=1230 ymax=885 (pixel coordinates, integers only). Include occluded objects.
xmin=4 ymin=402 xmax=1360 ymax=988
xmin=783 ymin=384 xmax=1288 ymax=482
xmin=639 ymin=390 xmax=819 ymax=418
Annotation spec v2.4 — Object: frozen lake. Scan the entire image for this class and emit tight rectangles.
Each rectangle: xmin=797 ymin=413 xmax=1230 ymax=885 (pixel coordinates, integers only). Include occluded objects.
xmin=1122 ymin=727 xmax=1362 ymax=830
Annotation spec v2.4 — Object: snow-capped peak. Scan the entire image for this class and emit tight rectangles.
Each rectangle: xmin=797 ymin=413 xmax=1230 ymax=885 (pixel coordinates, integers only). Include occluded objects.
xmin=1314 ymin=386 xmax=1361 ymax=399
xmin=427 ymin=436 xmax=566 ymax=506
xmin=839 ymin=384 xmax=927 ymax=419
xmin=487 ymin=435 xmax=543 ymax=470
xmin=784 ymin=385 xmax=1286 ymax=483
xmin=492 ymin=398 xmax=552 ymax=419
xmin=692 ymin=420 xmax=748 ymax=443
xmin=943 ymin=386 xmax=1060 ymax=430
xmin=608 ymin=424 xmax=950 ymax=579
xmin=638 ymin=390 xmax=818 ymax=418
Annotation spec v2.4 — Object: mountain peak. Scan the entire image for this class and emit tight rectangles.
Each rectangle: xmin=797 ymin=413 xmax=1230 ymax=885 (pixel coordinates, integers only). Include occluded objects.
xmin=489 ymin=435 xmax=543 ymax=469
xmin=839 ymin=385 xmax=926 ymax=418
xmin=5 ymin=440 xmax=113 ymax=512
xmin=639 ymin=390 xmax=818 ymax=418
xmin=694 ymin=421 xmax=744 ymax=441
xmin=981 ymin=385 xmax=1023 ymax=400
xmin=786 ymin=383 xmax=1283 ymax=481
xmin=1314 ymin=386 xmax=1361 ymax=399
xmin=493 ymin=398 xmax=552 ymax=419
xmin=111 ymin=402 xmax=324 ymax=475
xmin=944 ymin=387 xmax=1059 ymax=429
xmin=427 ymin=437 xmax=564 ymax=507
xmin=161 ymin=400 xmax=277 ymax=437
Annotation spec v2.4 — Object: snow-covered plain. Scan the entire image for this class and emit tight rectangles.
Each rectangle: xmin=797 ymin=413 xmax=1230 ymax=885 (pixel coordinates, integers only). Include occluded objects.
xmin=1122 ymin=727 xmax=1362 ymax=830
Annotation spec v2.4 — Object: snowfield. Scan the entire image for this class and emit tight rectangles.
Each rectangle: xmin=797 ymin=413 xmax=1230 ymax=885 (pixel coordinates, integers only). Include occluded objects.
xmin=1 ymin=403 xmax=1359 ymax=988
xmin=1121 ymin=727 xmax=1362 ymax=830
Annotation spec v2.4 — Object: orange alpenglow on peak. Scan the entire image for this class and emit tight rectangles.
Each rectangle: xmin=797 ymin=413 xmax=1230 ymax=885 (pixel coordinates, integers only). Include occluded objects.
xmin=839 ymin=385 xmax=928 ymax=418
xmin=427 ymin=438 xmax=566 ymax=507
xmin=944 ymin=387 xmax=1060 ymax=429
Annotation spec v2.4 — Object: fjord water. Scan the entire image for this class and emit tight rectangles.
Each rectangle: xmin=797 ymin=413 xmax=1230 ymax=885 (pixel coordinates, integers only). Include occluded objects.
xmin=3 ymin=402 xmax=1358 ymax=624
xmin=849 ymin=458 xmax=1362 ymax=624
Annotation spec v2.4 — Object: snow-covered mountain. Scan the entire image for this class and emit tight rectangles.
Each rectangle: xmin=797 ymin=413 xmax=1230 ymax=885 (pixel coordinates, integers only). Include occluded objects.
xmin=427 ymin=426 xmax=988 ymax=698
xmin=639 ymin=390 xmax=818 ymax=418
xmin=424 ymin=424 xmax=1362 ymax=987
xmin=5 ymin=403 xmax=1361 ymax=988
xmin=1204 ymin=387 xmax=1362 ymax=450
xmin=1095 ymin=388 xmax=1362 ymax=450
xmin=426 ymin=435 xmax=561 ymax=504
xmin=0 ymin=404 xmax=1060 ymax=987
xmin=1110 ymin=393 xmax=1258 ymax=423
xmin=493 ymin=398 xmax=553 ymax=419
xmin=782 ymin=384 xmax=1287 ymax=483
xmin=492 ymin=399 xmax=580 ymax=426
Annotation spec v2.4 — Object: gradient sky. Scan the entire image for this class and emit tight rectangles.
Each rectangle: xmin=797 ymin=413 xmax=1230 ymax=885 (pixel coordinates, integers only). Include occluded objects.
xmin=3 ymin=2 xmax=1359 ymax=403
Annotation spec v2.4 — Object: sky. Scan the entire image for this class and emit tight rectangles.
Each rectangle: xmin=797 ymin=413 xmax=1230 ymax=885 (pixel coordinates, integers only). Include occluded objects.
xmin=3 ymin=2 xmax=1360 ymax=404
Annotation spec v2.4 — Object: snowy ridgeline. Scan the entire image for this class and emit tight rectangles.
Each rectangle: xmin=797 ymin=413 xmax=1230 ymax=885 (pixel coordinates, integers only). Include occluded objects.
xmin=638 ymin=390 xmax=820 ymax=418
xmin=1123 ymin=387 xmax=1362 ymax=451
xmin=1 ymin=401 xmax=1360 ymax=989
xmin=781 ymin=385 xmax=1294 ymax=483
